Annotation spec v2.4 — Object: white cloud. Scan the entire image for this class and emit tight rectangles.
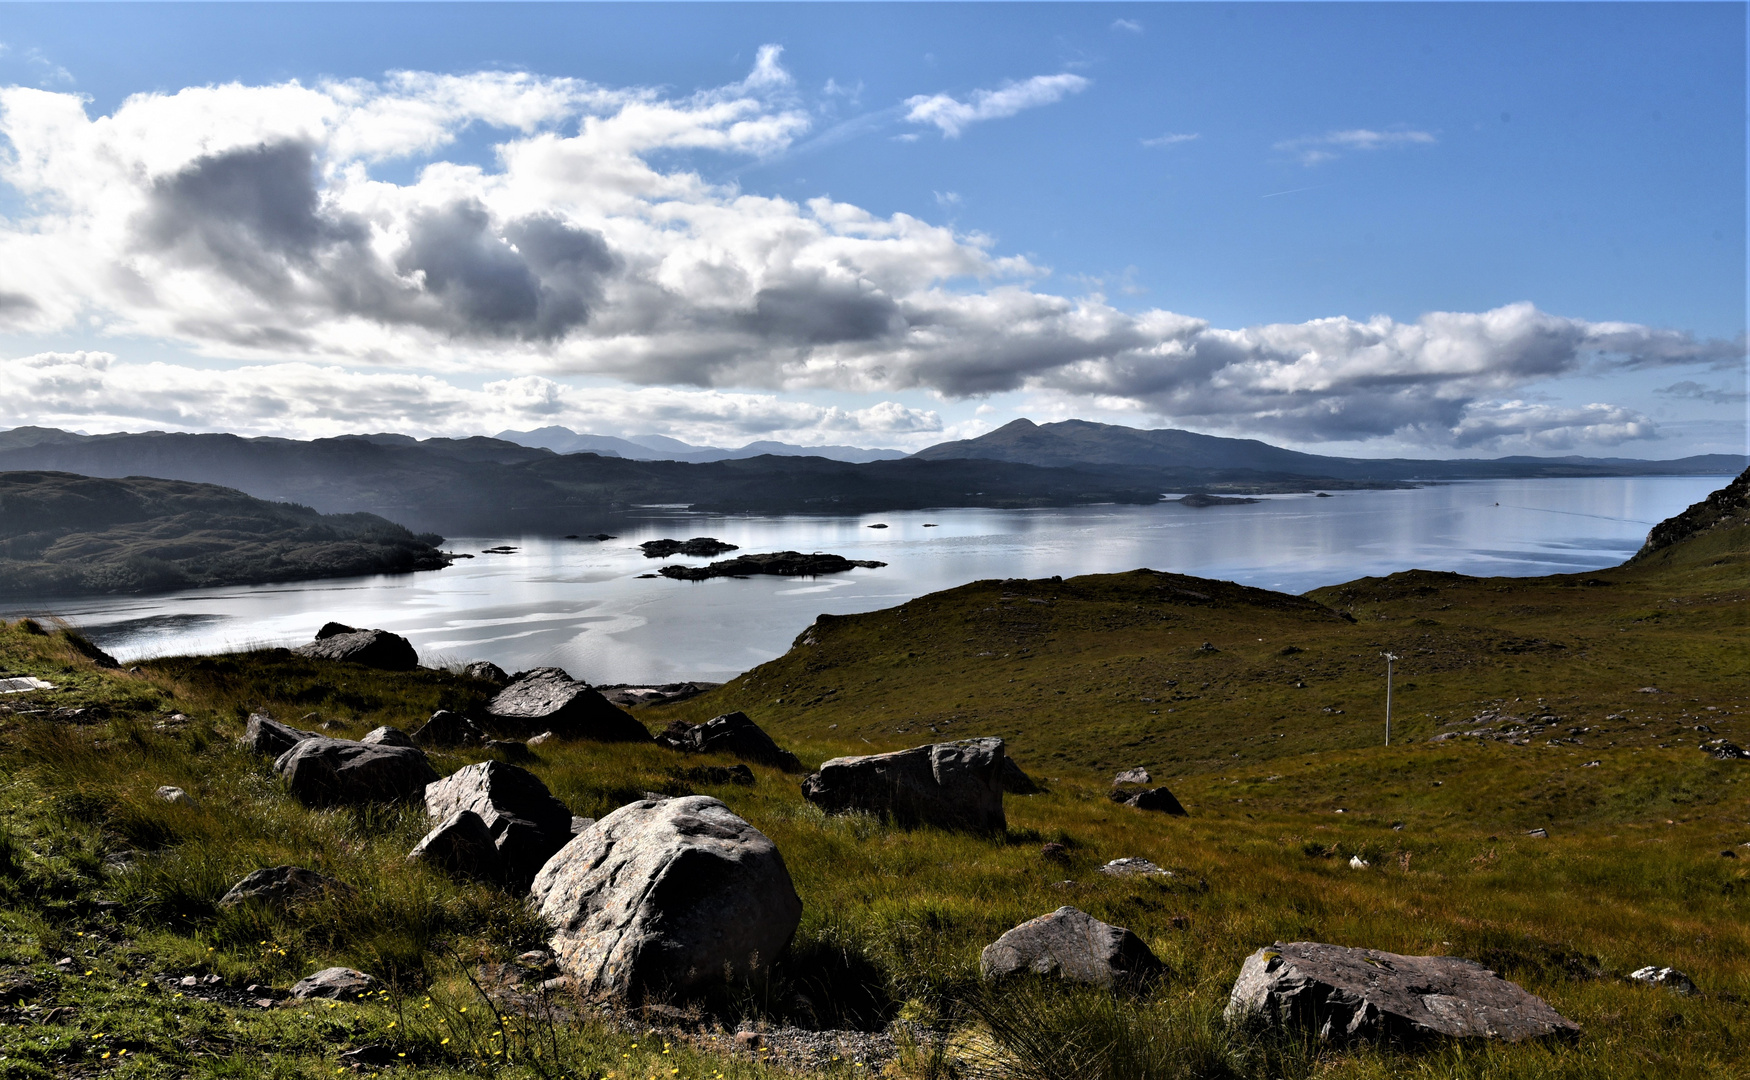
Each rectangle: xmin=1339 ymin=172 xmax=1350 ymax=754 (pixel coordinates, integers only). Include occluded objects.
xmin=1276 ymin=127 xmax=1436 ymax=166
xmin=0 ymin=61 xmax=1733 ymax=454
xmin=903 ymin=73 xmax=1090 ymax=138
xmin=1111 ymin=19 xmax=1143 ymax=34
xmin=1448 ymin=400 xmax=1655 ymax=450
xmin=0 ymin=351 xmax=943 ymax=447
xmin=1141 ymin=132 xmax=1198 ymax=148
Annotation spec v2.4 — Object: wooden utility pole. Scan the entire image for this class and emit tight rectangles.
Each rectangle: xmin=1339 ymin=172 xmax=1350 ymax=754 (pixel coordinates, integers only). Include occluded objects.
xmin=1382 ymin=652 xmax=1398 ymax=746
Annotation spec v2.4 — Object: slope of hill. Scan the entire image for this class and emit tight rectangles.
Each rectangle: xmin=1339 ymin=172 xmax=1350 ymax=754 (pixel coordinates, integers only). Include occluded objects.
xmin=915 ymin=417 xmax=1747 ymax=480
xmin=656 ymin=469 xmax=1750 ymax=783
xmin=0 ymin=471 xmax=450 ymax=596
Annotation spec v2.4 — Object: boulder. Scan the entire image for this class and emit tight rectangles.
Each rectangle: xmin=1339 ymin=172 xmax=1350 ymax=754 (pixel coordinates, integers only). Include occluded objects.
xmin=1225 ymin=941 xmax=1581 ymax=1043
xmin=1629 ymin=966 xmax=1698 ymax=995
xmin=294 ymin=627 xmax=419 ymax=671
xmin=980 ymin=906 xmax=1164 ymax=987
xmin=464 ymin=660 xmax=510 ymax=684
xmin=360 ymin=726 xmax=414 ymax=747
xmin=423 ymin=761 xmax=574 ymax=890
xmin=156 ymin=785 xmax=196 ymax=806
xmin=291 ymin=967 xmax=376 ymax=1001
xmin=407 ymin=809 xmax=501 ymax=882
xmin=486 ymin=668 xmax=651 ymax=742
xmin=1113 ymin=767 xmax=1151 ymax=786
xmin=274 ymin=738 xmax=439 ymax=808
xmin=529 ymin=795 xmax=802 ymax=1000
xmin=1109 ymin=786 xmax=1188 ymax=815
xmin=1100 ymin=857 xmax=1171 ymax=878
xmin=244 ymin=712 xmax=318 ymax=758
xmin=800 ymin=737 xmax=1007 ymax=832
xmin=219 ymin=866 xmax=351 ymax=908
xmin=654 ymin=712 xmax=801 ymax=771
xmin=411 ymin=709 xmax=486 ymax=747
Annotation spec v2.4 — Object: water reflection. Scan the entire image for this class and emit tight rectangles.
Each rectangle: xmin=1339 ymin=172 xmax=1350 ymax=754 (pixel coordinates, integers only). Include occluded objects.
xmin=4 ymin=476 xmax=1721 ymax=684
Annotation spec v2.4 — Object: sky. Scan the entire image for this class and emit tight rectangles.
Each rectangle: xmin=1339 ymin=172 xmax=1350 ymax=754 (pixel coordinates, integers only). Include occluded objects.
xmin=0 ymin=2 xmax=1743 ymax=459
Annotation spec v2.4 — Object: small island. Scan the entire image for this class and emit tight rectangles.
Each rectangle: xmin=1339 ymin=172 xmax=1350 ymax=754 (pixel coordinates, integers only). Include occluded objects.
xmin=1176 ymin=493 xmax=1262 ymax=507
xmin=657 ymin=551 xmax=887 ymax=581
xmin=639 ymin=537 xmax=740 ymax=558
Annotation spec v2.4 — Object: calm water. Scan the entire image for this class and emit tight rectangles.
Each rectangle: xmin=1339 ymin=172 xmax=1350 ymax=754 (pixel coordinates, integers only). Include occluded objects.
xmin=4 ymin=476 xmax=1725 ymax=684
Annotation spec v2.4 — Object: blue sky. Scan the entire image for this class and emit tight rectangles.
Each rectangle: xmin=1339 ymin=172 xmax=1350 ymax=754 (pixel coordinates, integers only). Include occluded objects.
xmin=0 ymin=2 xmax=1742 ymax=458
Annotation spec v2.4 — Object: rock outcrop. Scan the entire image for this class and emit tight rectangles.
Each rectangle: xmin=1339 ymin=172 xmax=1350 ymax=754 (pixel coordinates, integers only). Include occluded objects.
xmin=423 ymin=761 xmax=575 ymax=890
xmin=411 ymin=709 xmax=485 ymax=747
xmin=219 ymin=866 xmax=351 ymax=908
xmin=360 ymin=725 xmax=414 ymax=747
xmin=1630 ymin=966 xmax=1698 ymax=995
xmin=464 ymin=660 xmax=509 ymax=684
xmin=274 ymin=738 xmax=439 ymax=807
xmin=407 ymin=809 xmax=501 ymax=882
xmin=486 ymin=668 xmax=650 ymax=742
xmin=291 ymin=967 xmax=376 ymax=1001
xmin=1109 ymin=786 xmax=1188 ymax=815
xmin=1225 ymin=941 xmax=1581 ymax=1042
xmin=529 ymin=796 xmax=802 ymax=1000
xmin=801 ymin=737 xmax=1006 ymax=832
xmin=244 ymin=712 xmax=317 ymax=758
xmin=981 ymin=906 xmax=1163 ymax=987
xmin=292 ymin=624 xmax=419 ymax=671
xmin=654 ymin=711 xmax=801 ymax=771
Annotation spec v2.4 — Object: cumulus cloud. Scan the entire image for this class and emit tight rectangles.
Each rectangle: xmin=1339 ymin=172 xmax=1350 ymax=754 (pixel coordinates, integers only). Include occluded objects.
xmin=0 ymin=351 xmax=942 ymax=447
xmin=0 ymin=60 xmax=1736 ymax=453
xmin=1276 ymin=127 xmax=1436 ymax=166
xmin=903 ymin=73 xmax=1090 ymax=138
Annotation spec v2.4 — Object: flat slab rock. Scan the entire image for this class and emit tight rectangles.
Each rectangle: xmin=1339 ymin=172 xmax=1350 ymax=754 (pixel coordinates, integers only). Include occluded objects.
xmin=486 ymin=667 xmax=650 ymax=742
xmin=291 ymin=966 xmax=376 ymax=1001
xmin=529 ymin=795 xmax=802 ymax=1000
xmin=801 ymin=737 xmax=1007 ymax=832
xmin=981 ymin=906 xmax=1163 ymax=987
xmin=1226 ymin=941 xmax=1580 ymax=1043
xmin=292 ymin=625 xmax=418 ymax=671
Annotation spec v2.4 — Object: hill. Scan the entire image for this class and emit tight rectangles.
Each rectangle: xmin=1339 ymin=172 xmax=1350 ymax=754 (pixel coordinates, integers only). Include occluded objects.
xmin=0 ymin=473 xmax=1743 ymax=1077
xmin=0 ymin=471 xmax=451 ymax=597
xmin=915 ymin=417 xmax=1747 ymax=480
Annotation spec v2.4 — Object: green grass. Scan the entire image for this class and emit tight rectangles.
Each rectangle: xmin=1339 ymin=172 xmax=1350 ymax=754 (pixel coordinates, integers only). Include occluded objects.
xmin=0 ymin=477 xmax=1746 ymax=1077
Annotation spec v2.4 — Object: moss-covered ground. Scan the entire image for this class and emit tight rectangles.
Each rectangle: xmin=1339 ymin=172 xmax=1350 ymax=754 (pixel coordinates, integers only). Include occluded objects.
xmin=0 ymin=476 xmax=1744 ymax=1078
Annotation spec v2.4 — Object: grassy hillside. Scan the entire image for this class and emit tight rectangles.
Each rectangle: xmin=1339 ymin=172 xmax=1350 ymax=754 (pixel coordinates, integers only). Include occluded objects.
xmin=0 ymin=471 xmax=451 ymax=597
xmin=0 ymin=472 xmax=1742 ymax=1078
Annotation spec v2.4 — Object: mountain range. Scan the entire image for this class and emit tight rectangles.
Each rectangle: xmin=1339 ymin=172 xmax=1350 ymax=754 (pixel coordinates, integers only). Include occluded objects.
xmin=495 ymin=427 xmax=907 ymax=463
xmin=0 ymin=421 xmax=1739 ymax=536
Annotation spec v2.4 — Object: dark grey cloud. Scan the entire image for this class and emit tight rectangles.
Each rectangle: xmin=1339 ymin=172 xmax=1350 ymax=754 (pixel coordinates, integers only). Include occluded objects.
xmin=135 ymin=142 xmax=619 ymax=344
xmin=744 ymin=282 xmax=900 ymax=344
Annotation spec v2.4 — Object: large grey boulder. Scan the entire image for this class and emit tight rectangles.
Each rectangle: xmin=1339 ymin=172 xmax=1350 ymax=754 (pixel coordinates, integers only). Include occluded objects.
xmin=407 ymin=809 xmax=501 ymax=882
xmin=487 ymin=668 xmax=650 ymax=742
xmin=464 ymin=660 xmax=510 ymax=684
xmin=273 ymin=738 xmax=439 ymax=807
xmin=981 ymin=906 xmax=1163 ymax=987
xmin=654 ymin=711 xmax=801 ymax=771
xmin=245 ymin=712 xmax=318 ymax=758
xmin=293 ymin=625 xmax=419 ymax=671
xmin=529 ymin=795 xmax=802 ymax=1000
xmin=423 ymin=761 xmax=574 ymax=890
xmin=219 ymin=866 xmax=351 ymax=908
xmin=801 ymin=737 xmax=1006 ymax=832
xmin=1225 ymin=942 xmax=1581 ymax=1043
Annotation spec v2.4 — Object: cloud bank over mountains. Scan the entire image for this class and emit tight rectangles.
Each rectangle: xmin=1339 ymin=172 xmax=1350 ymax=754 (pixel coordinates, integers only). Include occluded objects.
xmin=0 ymin=52 xmax=1737 ymax=451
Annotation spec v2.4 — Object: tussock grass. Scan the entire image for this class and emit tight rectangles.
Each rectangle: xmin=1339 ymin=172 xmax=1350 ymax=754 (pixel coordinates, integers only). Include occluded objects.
xmin=0 ymin=489 xmax=1746 ymax=1076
